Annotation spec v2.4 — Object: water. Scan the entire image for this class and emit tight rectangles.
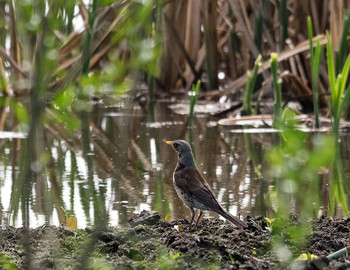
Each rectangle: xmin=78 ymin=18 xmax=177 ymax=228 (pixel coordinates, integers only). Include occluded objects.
xmin=0 ymin=99 xmax=348 ymax=228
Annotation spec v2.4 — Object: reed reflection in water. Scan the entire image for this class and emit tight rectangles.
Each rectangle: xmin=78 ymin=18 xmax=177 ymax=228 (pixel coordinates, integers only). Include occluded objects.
xmin=0 ymin=100 xmax=348 ymax=228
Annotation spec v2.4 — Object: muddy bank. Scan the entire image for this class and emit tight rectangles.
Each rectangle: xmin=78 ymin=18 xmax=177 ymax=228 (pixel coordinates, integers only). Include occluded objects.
xmin=0 ymin=211 xmax=349 ymax=269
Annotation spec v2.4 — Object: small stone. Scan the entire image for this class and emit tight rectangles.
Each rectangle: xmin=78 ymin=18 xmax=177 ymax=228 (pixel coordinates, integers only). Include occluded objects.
xmin=128 ymin=210 xmax=160 ymax=227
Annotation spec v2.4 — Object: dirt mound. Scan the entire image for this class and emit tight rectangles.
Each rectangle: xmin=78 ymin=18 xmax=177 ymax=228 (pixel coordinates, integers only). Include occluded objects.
xmin=0 ymin=212 xmax=349 ymax=269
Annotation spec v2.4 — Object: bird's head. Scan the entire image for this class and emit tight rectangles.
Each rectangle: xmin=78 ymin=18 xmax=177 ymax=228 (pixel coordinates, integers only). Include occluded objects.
xmin=165 ymin=140 xmax=196 ymax=167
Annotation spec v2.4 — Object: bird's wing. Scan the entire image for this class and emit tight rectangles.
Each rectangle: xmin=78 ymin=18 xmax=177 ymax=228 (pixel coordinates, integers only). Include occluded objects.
xmin=174 ymin=168 xmax=222 ymax=211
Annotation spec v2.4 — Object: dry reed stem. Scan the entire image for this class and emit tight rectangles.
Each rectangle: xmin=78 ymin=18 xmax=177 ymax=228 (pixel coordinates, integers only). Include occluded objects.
xmin=224 ymin=36 xmax=327 ymax=94
xmin=2 ymin=0 xmax=350 ymax=98
xmin=330 ymin=0 xmax=344 ymax=51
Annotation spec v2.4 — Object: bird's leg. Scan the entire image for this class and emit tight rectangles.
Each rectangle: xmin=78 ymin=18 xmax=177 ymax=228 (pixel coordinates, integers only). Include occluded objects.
xmin=189 ymin=208 xmax=195 ymax=229
xmin=195 ymin=210 xmax=203 ymax=229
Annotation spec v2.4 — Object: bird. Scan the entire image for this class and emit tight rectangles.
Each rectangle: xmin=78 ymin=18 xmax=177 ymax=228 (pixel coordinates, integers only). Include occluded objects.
xmin=165 ymin=140 xmax=248 ymax=229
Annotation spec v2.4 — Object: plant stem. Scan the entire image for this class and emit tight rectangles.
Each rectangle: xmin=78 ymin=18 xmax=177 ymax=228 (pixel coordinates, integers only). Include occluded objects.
xmin=242 ymin=54 xmax=262 ymax=116
xmin=270 ymin=53 xmax=282 ymax=127
xmin=308 ymin=17 xmax=322 ymax=128
xmin=278 ymin=0 xmax=288 ymax=49
xmin=188 ymin=80 xmax=200 ymax=128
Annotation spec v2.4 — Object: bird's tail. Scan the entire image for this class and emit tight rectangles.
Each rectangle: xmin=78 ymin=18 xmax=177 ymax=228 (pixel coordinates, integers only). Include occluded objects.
xmin=217 ymin=208 xmax=248 ymax=228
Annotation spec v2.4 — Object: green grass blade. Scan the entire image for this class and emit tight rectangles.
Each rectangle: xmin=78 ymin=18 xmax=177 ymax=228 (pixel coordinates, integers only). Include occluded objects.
xmin=311 ymin=37 xmax=322 ymax=128
xmin=270 ymin=53 xmax=282 ymax=127
xmin=278 ymin=0 xmax=288 ymax=48
xmin=337 ymin=177 xmax=350 ymax=216
xmin=326 ymin=32 xmax=337 ymax=115
xmin=188 ymin=80 xmax=200 ymax=127
xmin=254 ymin=11 xmax=263 ymax=52
xmin=307 ymin=17 xmax=314 ymax=64
xmin=313 ymin=39 xmax=322 ymax=78
xmin=338 ymin=53 xmax=350 ymax=99
xmin=326 ymin=33 xmax=336 ymax=94
xmin=243 ymin=74 xmax=253 ymax=115
xmin=340 ymin=84 xmax=350 ymax=116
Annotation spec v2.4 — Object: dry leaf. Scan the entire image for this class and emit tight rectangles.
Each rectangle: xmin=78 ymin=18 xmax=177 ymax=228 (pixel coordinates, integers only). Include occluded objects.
xmin=66 ymin=216 xmax=77 ymax=230
xmin=174 ymin=224 xmax=182 ymax=232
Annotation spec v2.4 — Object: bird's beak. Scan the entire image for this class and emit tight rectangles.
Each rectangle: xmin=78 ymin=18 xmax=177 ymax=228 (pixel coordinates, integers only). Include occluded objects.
xmin=165 ymin=141 xmax=173 ymax=146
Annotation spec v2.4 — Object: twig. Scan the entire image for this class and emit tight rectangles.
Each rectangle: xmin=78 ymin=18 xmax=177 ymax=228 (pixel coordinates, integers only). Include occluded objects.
xmin=0 ymin=47 xmax=29 ymax=78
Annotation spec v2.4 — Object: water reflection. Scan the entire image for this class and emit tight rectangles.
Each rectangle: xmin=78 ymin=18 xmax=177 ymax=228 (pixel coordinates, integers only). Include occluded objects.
xmin=0 ymin=98 xmax=348 ymax=228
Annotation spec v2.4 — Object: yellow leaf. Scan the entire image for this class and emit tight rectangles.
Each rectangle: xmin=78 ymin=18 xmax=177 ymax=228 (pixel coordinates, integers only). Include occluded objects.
xmin=309 ymin=254 xmax=318 ymax=260
xmin=297 ymin=253 xmax=307 ymax=260
xmin=297 ymin=253 xmax=318 ymax=260
xmin=165 ymin=214 xmax=171 ymax=221
xmin=66 ymin=216 xmax=77 ymax=230
xmin=265 ymin=217 xmax=272 ymax=224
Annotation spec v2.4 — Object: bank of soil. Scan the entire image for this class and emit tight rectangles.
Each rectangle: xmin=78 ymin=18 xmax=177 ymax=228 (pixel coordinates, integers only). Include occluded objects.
xmin=0 ymin=211 xmax=350 ymax=269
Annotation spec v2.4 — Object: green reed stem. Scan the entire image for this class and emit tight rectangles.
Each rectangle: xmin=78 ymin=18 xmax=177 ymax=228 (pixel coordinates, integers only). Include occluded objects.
xmin=336 ymin=9 xmax=350 ymax=75
xmin=270 ymin=53 xmax=282 ymax=127
xmin=337 ymin=9 xmax=350 ymax=120
xmin=242 ymin=54 xmax=262 ymax=116
xmin=327 ymin=246 xmax=350 ymax=260
xmin=326 ymin=32 xmax=350 ymax=137
xmin=80 ymin=0 xmax=97 ymax=160
xmin=278 ymin=0 xmax=288 ymax=49
xmin=254 ymin=11 xmax=263 ymax=52
xmin=188 ymin=80 xmax=200 ymax=128
xmin=328 ymin=154 xmax=350 ymax=217
xmin=307 ymin=17 xmax=322 ymax=128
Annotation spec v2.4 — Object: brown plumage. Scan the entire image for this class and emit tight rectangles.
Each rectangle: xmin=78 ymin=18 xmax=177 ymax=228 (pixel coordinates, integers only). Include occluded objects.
xmin=166 ymin=140 xmax=247 ymax=229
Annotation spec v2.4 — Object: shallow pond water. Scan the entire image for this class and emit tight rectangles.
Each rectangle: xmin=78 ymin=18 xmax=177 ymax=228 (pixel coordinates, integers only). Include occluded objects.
xmin=0 ymin=98 xmax=348 ymax=228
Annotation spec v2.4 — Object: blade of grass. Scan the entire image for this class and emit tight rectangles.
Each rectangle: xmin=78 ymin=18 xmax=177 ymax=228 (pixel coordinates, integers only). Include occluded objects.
xmin=254 ymin=10 xmax=263 ymax=52
xmin=340 ymin=84 xmax=350 ymax=115
xmin=312 ymin=38 xmax=322 ymax=128
xmin=188 ymin=80 xmax=200 ymax=128
xmin=278 ymin=0 xmax=288 ymax=48
xmin=326 ymin=32 xmax=336 ymax=115
xmin=337 ymin=53 xmax=350 ymax=101
xmin=336 ymin=9 xmax=350 ymax=74
xmin=270 ymin=53 xmax=282 ymax=127
xmin=326 ymin=30 xmax=350 ymax=135
xmin=308 ymin=17 xmax=323 ymax=128
xmin=307 ymin=17 xmax=314 ymax=66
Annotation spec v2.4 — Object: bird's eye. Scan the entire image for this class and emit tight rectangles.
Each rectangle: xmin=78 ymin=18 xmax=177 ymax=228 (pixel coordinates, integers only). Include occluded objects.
xmin=173 ymin=142 xmax=178 ymax=148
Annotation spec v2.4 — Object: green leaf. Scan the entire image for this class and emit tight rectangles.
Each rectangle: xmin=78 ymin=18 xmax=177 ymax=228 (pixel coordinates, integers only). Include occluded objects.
xmin=228 ymin=253 xmax=235 ymax=263
xmin=169 ymin=251 xmax=180 ymax=260
xmin=326 ymin=32 xmax=336 ymax=99
xmin=0 ymin=254 xmax=18 ymax=270
xmin=11 ymin=100 xmax=29 ymax=125
xmin=307 ymin=17 xmax=314 ymax=63
xmin=307 ymin=252 xmax=312 ymax=261
xmin=340 ymin=84 xmax=350 ymax=115
xmin=338 ymin=53 xmax=350 ymax=100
